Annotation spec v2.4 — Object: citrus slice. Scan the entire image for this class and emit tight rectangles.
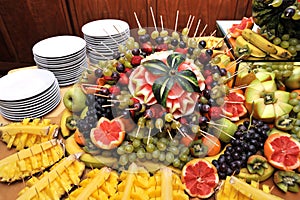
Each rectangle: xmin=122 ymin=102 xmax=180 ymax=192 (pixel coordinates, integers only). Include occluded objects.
xmin=90 ymin=117 xmax=125 ymax=150
xmin=221 ymin=91 xmax=247 ymax=121
xmin=228 ymin=17 xmax=254 ymax=38
xmin=264 ymin=132 xmax=300 ymax=171
xmin=181 ymin=158 xmax=219 ymax=198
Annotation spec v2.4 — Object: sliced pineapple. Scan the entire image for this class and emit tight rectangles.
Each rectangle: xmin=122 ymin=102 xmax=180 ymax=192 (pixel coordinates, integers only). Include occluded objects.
xmin=0 ymin=139 xmax=64 ymax=182
xmin=67 ymin=167 xmax=118 ymax=200
xmin=0 ymin=118 xmax=59 ymax=150
xmin=17 ymin=154 xmax=85 ymax=200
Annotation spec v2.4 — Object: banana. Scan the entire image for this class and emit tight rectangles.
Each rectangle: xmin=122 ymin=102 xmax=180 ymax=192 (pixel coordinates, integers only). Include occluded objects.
xmin=65 ymin=134 xmax=117 ymax=168
xmin=270 ymin=45 xmax=293 ymax=59
xmin=235 ymin=36 xmax=267 ymax=57
xmin=242 ymin=29 xmax=277 ymax=54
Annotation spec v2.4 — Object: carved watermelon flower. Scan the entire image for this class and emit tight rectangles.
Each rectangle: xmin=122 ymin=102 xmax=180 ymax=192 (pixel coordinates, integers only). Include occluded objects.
xmin=143 ymin=53 xmax=200 ymax=107
xmin=128 ymin=51 xmax=202 ymax=118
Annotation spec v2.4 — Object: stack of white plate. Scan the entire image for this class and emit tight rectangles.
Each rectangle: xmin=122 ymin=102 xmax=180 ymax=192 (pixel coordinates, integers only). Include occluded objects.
xmin=32 ymin=35 xmax=87 ymax=86
xmin=82 ymin=19 xmax=130 ymax=64
xmin=0 ymin=69 xmax=61 ymax=121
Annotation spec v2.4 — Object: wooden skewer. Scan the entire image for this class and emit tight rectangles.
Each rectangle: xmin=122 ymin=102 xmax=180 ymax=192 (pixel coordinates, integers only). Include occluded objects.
xmin=186 ymin=15 xmax=192 ymax=28
xmin=87 ymin=47 xmax=110 ymax=60
xmin=224 ymin=101 xmax=244 ymax=104
xmin=207 ymin=121 xmax=228 ymax=127
xmin=134 ymin=12 xmax=142 ymax=29
xmin=147 ymin=127 xmax=152 ymax=145
xmin=100 ymin=41 xmax=114 ymax=53
xmin=212 ymin=32 xmax=230 ymax=50
xmin=199 ymin=24 xmax=207 ymax=37
xmin=103 ymin=28 xmax=119 ymax=45
xmin=207 ymin=29 xmax=217 ymax=44
xmin=211 ymin=125 xmax=236 ymax=140
xmin=193 ymin=19 xmax=201 ymax=38
xmin=94 ymin=93 xmax=110 ymax=98
xmin=160 ymin=15 xmax=164 ymax=31
xmin=229 ymin=85 xmax=251 ymax=91
xmin=167 ymin=128 xmax=173 ymax=140
xmin=174 ymin=10 xmax=179 ymax=32
xmin=220 ymin=114 xmax=233 ymax=121
xmin=102 ymin=104 xmax=114 ymax=108
xmin=198 ymin=129 xmax=220 ymax=147
xmin=224 ymin=65 xmax=248 ymax=81
xmin=187 ymin=16 xmax=195 ymax=35
xmin=150 ymin=7 xmax=157 ymax=31
xmin=225 ymin=59 xmax=243 ymax=71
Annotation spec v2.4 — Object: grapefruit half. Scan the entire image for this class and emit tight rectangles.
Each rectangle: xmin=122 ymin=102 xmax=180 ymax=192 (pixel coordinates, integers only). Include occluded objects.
xmin=90 ymin=117 xmax=125 ymax=150
xmin=264 ymin=132 xmax=300 ymax=171
xmin=221 ymin=91 xmax=247 ymax=121
xmin=181 ymin=158 xmax=219 ymax=198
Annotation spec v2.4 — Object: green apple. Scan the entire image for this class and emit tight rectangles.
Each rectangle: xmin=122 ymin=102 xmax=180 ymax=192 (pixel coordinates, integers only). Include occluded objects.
xmin=213 ymin=118 xmax=237 ymax=143
xmin=63 ymin=84 xmax=87 ymax=113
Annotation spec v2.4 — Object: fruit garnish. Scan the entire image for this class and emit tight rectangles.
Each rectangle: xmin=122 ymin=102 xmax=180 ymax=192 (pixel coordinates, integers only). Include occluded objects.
xmin=189 ymin=139 xmax=208 ymax=158
xmin=273 ymin=170 xmax=300 ymax=193
xmin=90 ymin=117 xmax=125 ymax=150
xmin=264 ymin=132 xmax=300 ymax=171
xmin=181 ymin=158 xmax=219 ymax=199
xmin=143 ymin=52 xmax=200 ymax=107
xmin=228 ymin=17 xmax=254 ymax=38
xmin=221 ymin=91 xmax=247 ymax=121
xmin=246 ymin=154 xmax=270 ymax=176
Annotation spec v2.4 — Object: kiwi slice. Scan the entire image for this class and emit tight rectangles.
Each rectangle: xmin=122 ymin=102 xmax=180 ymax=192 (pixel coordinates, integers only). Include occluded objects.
xmin=274 ymin=170 xmax=300 ymax=193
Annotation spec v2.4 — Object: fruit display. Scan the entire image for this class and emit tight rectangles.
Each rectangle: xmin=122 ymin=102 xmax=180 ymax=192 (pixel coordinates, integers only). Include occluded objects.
xmin=0 ymin=7 xmax=300 ymax=200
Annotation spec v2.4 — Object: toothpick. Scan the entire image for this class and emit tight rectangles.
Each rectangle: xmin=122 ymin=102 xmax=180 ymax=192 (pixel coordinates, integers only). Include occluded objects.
xmin=167 ymin=128 xmax=173 ymax=140
xmin=174 ymin=10 xmax=179 ymax=32
xmin=187 ymin=16 xmax=195 ymax=35
xmin=193 ymin=19 xmax=201 ymax=38
xmin=212 ymin=32 xmax=230 ymax=50
xmin=147 ymin=127 xmax=152 ymax=145
xmin=220 ymin=114 xmax=233 ymax=121
xmin=102 ymin=29 xmax=119 ymax=46
xmin=134 ymin=12 xmax=142 ymax=29
xmin=113 ymin=25 xmax=128 ymax=41
xmin=224 ymin=66 xmax=248 ymax=81
xmin=87 ymin=47 xmax=110 ymax=60
xmin=207 ymin=30 xmax=217 ymax=44
xmin=199 ymin=24 xmax=207 ymax=37
xmin=102 ymin=104 xmax=114 ymax=108
xmin=100 ymin=41 xmax=114 ymax=53
xmin=135 ymin=125 xmax=141 ymax=137
xmin=229 ymin=85 xmax=251 ymax=91
xmin=160 ymin=15 xmax=164 ymax=31
xmin=224 ymin=101 xmax=244 ymax=104
xmin=211 ymin=125 xmax=236 ymax=140
xmin=198 ymin=129 xmax=220 ymax=147
xmin=186 ymin=15 xmax=192 ymax=28
xmin=225 ymin=59 xmax=243 ymax=71
xmin=207 ymin=121 xmax=228 ymax=127
xmin=177 ymin=127 xmax=193 ymax=140
xmin=94 ymin=93 xmax=110 ymax=98
xmin=150 ymin=7 xmax=157 ymax=31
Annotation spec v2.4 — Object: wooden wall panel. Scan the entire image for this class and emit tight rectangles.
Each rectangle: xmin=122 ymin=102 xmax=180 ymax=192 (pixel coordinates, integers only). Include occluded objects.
xmin=0 ymin=0 xmax=72 ymax=72
xmin=67 ymin=0 xmax=151 ymax=36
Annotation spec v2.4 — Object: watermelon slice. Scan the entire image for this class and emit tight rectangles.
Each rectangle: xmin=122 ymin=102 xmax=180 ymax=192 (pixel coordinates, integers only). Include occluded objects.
xmin=228 ymin=17 xmax=254 ymax=38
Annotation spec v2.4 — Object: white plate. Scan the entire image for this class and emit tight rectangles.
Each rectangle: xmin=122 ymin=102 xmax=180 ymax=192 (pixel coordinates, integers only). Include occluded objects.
xmin=82 ymin=19 xmax=129 ymax=37
xmin=0 ymin=69 xmax=56 ymax=101
xmin=32 ymin=35 xmax=86 ymax=58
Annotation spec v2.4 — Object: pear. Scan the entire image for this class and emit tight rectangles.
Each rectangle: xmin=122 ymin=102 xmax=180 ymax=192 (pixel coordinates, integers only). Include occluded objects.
xmin=212 ymin=118 xmax=237 ymax=143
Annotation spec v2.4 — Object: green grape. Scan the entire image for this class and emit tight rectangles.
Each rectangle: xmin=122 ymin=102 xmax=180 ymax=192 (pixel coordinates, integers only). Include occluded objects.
xmin=297 ymin=112 xmax=300 ymax=119
xmin=172 ymin=158 xmax=181 ymax=168
xmin=180 ymin=146 xmax=190 ymax=155
xmin=128 ymin=153 xmax=137 ymax=162
xmin=292 ymin=126 xmax=300 ymax=134
xmin=168 ymin=146 xmax=179 ymax=155
xmin=138 ymin=28 xmax=147 ymax=36
xmin=146 ymin=152 xmax=152 ymax=160
xmin=172 ymin=31 xmax=180 ymax=39
xmin=188 ymin=39 xmax=198 ymax=48
xmin=124 ymin=60 xmax=132 ymax=69
xmin=212 ymin=56 xmax=221 ymax=64
xmin=151 ymin=30 xmax=159 ymax=39
xmin=273 ymin=37 xmax=281 ymax=45
xmin=143 ymin=136 xmax=154 ymax=144
xmin=146 ymin=120 xmax=154 ymax=129
xmin=159 ymin=137 xmax=169 ymax=145
xmin=157 ymin=141 xmax=167 ymax=151
xmin=280 ymin=41 xmax=290 ymax=49
xmin=152 ymin=149 xmax=160 ymax=159
xmin=182 ymin=35 xmax=188 ymax=43
xmin=179 ymin=153 xmax=188 ymax=162
xmin=125 ymin=144 xmax=134 ymax=153
xmin=118 ymin=44 xmax=127 ymax=53
xmin=216 ymin=97 xmax=225 ymax=106
xmin=165 ymin=113 xmax=173 ymax=122
xmin=266 ymin=67 xmax=273 ymax=72
xmin=212 ymin=73 xmax=220 ymax=81
xmin=282 ymin=70 xmax=293 ymax=78
xmin=293 ymin=105 xmax=300 ymax=113
xmin=290 ymin=92 xmax=299 ymax=99
xmin=182 ymin=27 xmax=189 ymax=36
xmin=128 ymin=37 xmax=135 ymax=42
xmin=125 ymin=51 xmax=133 ymax=60
xmin=126 ymin=40 xmax=135 ymax=50
xmin=134 ymin=42 xmax=140 ymax=49
xmin=271 ymin=65 xmax=279 ymax=70
xmin=132 ymin=139 xmax=141 ymax=148
xmin=199 ymin=96 xmax=208 ymax=104
xmin=146 ymin=143 xmax=156 ymax=153
xmin=286 ymin=65 xmax=294 ymax=70
xmin=155 ymin=118 xmax=164 ymax=130
xmin=119 ymin=154 xmax=129 ymax=166
xmin=166 ymin=152 xmax=175 ymax=163
xmin=160 ymin=30 xmax=169 ymax=37
xmin=169 ymin=138 xmax=179 ymax=146
xmin=191 ymin=125 xmax=200 ymax=134
xmin=289 ymin=99 xmax=299 ymax=106
xmin=158 ymin=152 xmax=166 ymax=162
xmin=289 ymin=38 xmax=298 ymax=46
xmin=281 ymin=34 xmax=290 ymax=41
xmin=296 ymin=44 xmax=300 ymax=51
xmin=288 ymin=46 xmax=297 ymax=54
xmin=136 ymin=148 xmax=146 ymax=158
xmin=103 ymin=68 xmax=113 ymax=76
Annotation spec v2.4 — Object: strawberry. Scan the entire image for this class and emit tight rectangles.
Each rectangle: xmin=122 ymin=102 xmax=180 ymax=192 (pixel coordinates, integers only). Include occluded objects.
xmin=141 ymin=43 xmax=153 ymax=55
xmin=118 ymin=73 xmax=129 ymax=85
xmin=131 ymin=55 xmax=143 ymax=67
xmin=109 ymin=85 xmax=121 ymax=95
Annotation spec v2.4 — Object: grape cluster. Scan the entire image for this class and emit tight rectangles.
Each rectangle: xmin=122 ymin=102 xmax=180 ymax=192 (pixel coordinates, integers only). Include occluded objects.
xmin=255 ymin=62 xmax=294 ymax=81
xmin=212 ymin=119 xmax=269 ymax=179
xmin=272 ymin=34 xmax=299 ymax=57
xmin=115 ymin=132 xmax=191 ymax=169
